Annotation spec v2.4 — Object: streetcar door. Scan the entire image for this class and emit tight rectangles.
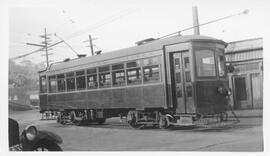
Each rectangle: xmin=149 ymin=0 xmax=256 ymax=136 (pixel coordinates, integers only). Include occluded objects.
xmin=171 ymin=51 xmax=194 ymax=114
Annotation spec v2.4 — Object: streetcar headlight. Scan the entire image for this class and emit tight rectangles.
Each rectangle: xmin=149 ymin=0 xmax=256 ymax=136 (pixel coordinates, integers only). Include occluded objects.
xmin=24 ymin=125 xmax=37 ymax=141
xmin=226 ymin=89 xmax=232 ymax=96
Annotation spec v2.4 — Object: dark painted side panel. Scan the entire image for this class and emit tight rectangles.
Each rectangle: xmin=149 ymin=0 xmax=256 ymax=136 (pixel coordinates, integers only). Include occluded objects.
xmin=39 ymin=94 xmax=47 ymax=111
xmin=43 ymin=84 xmax=166 ymax=110
xmin=195 ymin=80 xmax=229 ymax=114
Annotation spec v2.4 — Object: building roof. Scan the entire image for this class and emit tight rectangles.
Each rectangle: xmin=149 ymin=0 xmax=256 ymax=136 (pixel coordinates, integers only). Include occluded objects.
xmin=42 ymin=35 xmax=224 ymax=74
xmin=225 ymin=37 xmax=263 ymax=53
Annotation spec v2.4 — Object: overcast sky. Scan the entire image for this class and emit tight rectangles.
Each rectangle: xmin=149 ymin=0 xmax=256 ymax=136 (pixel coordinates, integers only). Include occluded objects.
xmin=7 ymin=0 xmax=267 ymax=65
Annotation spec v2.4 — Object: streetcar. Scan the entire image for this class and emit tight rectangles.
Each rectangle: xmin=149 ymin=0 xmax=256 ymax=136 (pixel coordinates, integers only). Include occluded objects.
xmin=39 ymin=35 xmax=231 ymax=128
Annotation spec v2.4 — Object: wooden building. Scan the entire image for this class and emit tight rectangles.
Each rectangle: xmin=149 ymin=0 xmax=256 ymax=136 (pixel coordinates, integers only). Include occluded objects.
xmin=225 ymin=38 xmax=263 ymax=110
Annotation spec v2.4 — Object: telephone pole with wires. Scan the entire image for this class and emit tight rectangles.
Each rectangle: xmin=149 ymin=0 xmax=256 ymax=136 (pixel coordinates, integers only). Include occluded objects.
xmin=83 ymin=35 xmax=97 ymax=56
xmin=26 ymin=28 xmax=53 ymax=68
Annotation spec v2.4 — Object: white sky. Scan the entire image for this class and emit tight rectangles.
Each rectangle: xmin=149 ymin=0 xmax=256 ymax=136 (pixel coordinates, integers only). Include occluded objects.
xmin=7 ymin=0 xmax=267 ymax=65
xmin=1 ymin=0 xmax=270 ymax=154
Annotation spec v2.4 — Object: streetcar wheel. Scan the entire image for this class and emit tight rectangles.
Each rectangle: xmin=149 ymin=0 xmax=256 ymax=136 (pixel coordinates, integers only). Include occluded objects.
xmin=74 ymin=120 xmax=82 ymax=126
xmin=127 ymin=111 xmax=143 ymax=129
xmin=97 ymin=118 xmax=106 ymax=124
xmin=159 ymin=116 xmax=169 ymax=129
xmin=128 ymin=120 xmax=144 ymax=129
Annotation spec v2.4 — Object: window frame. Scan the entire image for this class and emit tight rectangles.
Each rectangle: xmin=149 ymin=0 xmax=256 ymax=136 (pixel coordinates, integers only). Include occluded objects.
xmin=66 ymin=72 xmax=76 ymax=91
xmin=112 ymin=63 xmax=126 ymax=87
xmin=40 ymin=75 xmax=47 ymax=93
xmin=86 ymin=67 xmax=98 ymax=89
xmin=216 ymin=48 xmax=226 ymax=78
xmin=194 ymin=47 xmax=217 ymax=79
xmin=142 ymin=56 xmax=161 ymax=84
xmin=57 ymin=74 xmax=66 ymax=92
xmin=48 ymin=75 xmax=57 ymax=93
xmin=98 ymin=65 xmax=111 ymax=88
xmin=75 ymin=70 xmax=86 ymax=90
xmin=126 ymin=60 xmax=142 ymax=85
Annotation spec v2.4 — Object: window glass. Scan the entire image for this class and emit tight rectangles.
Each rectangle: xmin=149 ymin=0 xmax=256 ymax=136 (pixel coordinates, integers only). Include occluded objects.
xmin=186 ymin=86 xmax=192 ymax=97
xmin=99 ymin=72 xmax=111 ymax=88
xmin=67 ymin=77 xmax=75 ymax=91
xmin=76 ymin=70 xmax=85 ymax=76
xmin=112 ymin=64 xmax=124 ymax=70
xmin=87 ymin=74 xmax=98 ymax=89
xmin=142 ymin=56 xmax=160 ymax=66
xmin=49 ymin=76 xmax=57 ymax=93
xmin=76 ymin=76 xmax=86 ymax=90
xmin=112 ymin=70 xmax=125 ymax=86
xmin=40 ymin=76 xmax=47 ymax=93
xmin=57 ymin=74 xmax=64 ymax=79
xmin=176 ymin=86 xmax=182 ymax=97
xmin=217 ymin=55 xmax=225 ymax=77
xmin=87 ymin=68 xmax=96 ymax=74
xmin=143 ymin=65 xmax=160 ymax=83
xmin=174 ymin=58 xmax=180 ymax=69
xmin=57 ymin=79 xmax=65 ymax=92
xmin=195 ymin=49 xmax=216 ymax=77
xmin=127 ymin=60 xmax=140 ymax=68
xmin=66 ymin=72 xmax=74 ymax=77
xmin=184 ymin=57 xmax=190 ymax=69
xmin=175 ymin=72 xmax=181 ymax=83
xmin=185 ymin=71 xmax=191 ymax=82
xmin=99 ymin=66 xmax=110 ymax=72
xmin=127 ymin=68 xmax=141 ymax=85
xmin=56 ymin=74 xmax=65 ymax=92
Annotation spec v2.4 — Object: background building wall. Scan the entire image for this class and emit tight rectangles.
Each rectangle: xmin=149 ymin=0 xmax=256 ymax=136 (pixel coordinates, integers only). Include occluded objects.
xmin=225 ymin=38 xmax=263 ymax=110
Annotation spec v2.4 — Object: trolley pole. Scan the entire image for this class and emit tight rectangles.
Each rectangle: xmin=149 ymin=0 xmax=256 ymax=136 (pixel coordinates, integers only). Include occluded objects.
xmin=89 ymin=35 xmax=94 ymax=56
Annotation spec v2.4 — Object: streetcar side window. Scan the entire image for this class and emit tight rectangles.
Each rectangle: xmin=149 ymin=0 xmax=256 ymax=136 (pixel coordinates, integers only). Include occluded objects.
xmin=142 ymin=56 xmax=161 ymax=83
xmin=40 ymin=76 xmax=47 ymax=93
xmin=127 ymin=60 xmax=140 ymax=68
xmin=143 ymin=65 xmax=160 ymax=83
xmin=126 ymin=60 xmax=141 ymax=85
xmin=57 ymin=74 xmax=65 ymax=92
xmin=48 ymin=75 xmax=57 ymax=93
xmin=98 ymin=66 xmax=111 ymax=88
xmin=195 ymin=49 xmax=216 ymax=77
xmin=87 ymin=68 xmax=97 ymax=89
xmin=112 ymin=63 xmax=125 ymax=87
xmin=76 ymin=70 xmax=86 ymax=90
xmin=66 ymin=72 xmax=75 ymax=91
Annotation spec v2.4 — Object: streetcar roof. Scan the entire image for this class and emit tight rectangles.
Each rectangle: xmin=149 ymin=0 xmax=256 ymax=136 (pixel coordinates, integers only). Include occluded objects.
xmin=41 ymin=35 xmax=225 ymax=74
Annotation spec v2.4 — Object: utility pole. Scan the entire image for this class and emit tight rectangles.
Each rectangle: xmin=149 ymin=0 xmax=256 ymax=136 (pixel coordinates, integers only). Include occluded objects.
xmin=44 ymin=28 xmax=49 ymax=67
xmin=26 ymin=28 xmax=53 ymax=68
xmin=83 ymin=35 xmax=97 ymax=56
xmin=192 ymin=6 xmax=200 ymax=35
xmin=89 ymin=35 xmax=94 ymax=56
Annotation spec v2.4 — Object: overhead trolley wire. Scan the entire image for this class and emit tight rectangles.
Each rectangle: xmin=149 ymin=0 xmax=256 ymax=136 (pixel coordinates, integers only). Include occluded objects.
xmin=9 ymin=8 xmax=138 ymax=60
xmin=158 ymin=9 xmax=249 ymax=39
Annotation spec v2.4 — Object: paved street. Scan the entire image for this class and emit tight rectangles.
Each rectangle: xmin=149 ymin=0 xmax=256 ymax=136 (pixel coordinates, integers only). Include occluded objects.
xmin=9 ymin=110 xmax=263 ymax=151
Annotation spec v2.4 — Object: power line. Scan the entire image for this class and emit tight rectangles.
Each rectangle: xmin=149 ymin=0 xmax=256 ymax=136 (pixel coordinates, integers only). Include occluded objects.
xmin=54 ymin=33 xmax=79 ymax=55
xmin=159 ymin=9 xmax=249 ymax=39
xmin=9 ymin=8 xmax=137 ymax=61
xmin=64 ymin=8 xmax=138 ymax=40
xmin=10 ymin=40 xmax=64 ymax=60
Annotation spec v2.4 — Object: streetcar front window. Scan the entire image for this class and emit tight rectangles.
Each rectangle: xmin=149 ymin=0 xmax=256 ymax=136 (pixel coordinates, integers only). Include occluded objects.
xmin=195 ymin=49 xmax=216 ymax=77
xmin=217 ymin=48 xmax=226 ymax=77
